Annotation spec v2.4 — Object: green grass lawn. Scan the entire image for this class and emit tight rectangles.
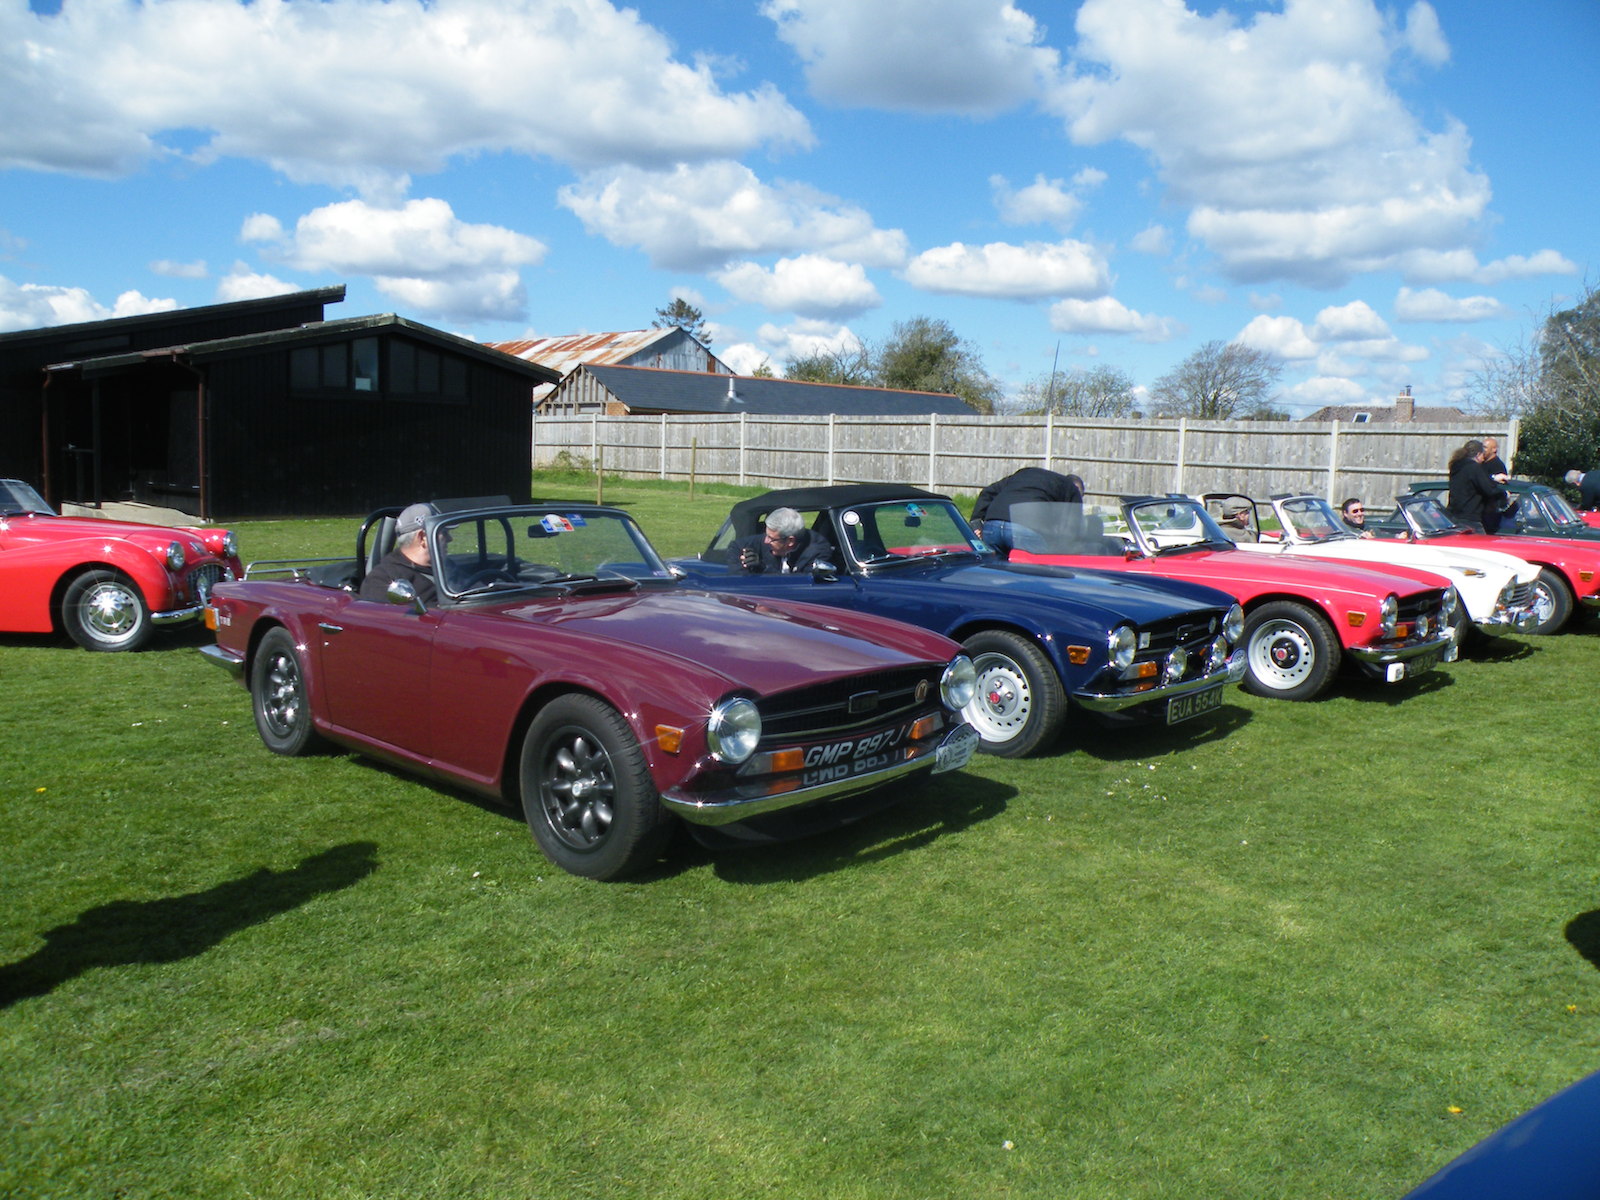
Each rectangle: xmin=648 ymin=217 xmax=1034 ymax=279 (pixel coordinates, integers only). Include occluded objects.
xmin=3 ymin=475 xmax=1597 ymax=1199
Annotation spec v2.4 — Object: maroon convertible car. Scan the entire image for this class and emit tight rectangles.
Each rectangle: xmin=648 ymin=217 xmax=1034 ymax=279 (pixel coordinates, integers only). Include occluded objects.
xmin=202 ymin=501 xmax=979 ymax=880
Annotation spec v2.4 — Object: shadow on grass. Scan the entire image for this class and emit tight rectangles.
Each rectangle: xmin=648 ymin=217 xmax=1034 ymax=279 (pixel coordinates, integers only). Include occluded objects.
xmin=1073 ymin=701 xmax=1253 ymax=763
xmin=0 ymin=842 xmax=379 ymax=1008
xmin=675 ymin=772 xmax=1015 ymax=885
xmin=1564 ymin=910 xmax=1600 ymax=971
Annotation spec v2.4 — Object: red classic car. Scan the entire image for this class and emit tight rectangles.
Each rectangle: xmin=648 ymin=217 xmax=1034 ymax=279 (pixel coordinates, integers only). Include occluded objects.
xmin=1372 ymin=493 xmax=1600 ymax=632
xmin=1007 ymin=496 xmax=1456 ymax=701
xmin=1 ymin=478 xmax=242 ymax=651
xmin=201 ymin=502 xmax=979 ymax=880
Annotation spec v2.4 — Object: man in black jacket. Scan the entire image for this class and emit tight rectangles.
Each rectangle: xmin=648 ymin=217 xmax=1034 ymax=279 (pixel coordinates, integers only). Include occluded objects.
xmin=970 ymin=468 xmax=1083 ymax=556
xmin=733 ymin=507 xmax=833 ymax=574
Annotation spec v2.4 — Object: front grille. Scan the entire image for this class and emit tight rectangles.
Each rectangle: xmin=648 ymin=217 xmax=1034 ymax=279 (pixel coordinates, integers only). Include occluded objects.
xmin=1503 ymin=581 xmax=1534 ymax=608
xmin=189 ymin=563 xmax=229 ymax=605
xmin=1397 ymin=589 xmax=1445 ymax=626
xmin=1134 ymin=610 xmax=1225 ymax=681
xmin=758 ymin=664 xmax=941 ymax=743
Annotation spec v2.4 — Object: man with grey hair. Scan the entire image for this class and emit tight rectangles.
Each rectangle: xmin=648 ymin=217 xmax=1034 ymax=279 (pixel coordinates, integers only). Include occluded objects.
xmin=1567 ymin=468 xmax=1600 ymax=511
xmin=360 ymin=501 xmax=440 ymax=602
xmin=733 ymin=506 xmax=833 ymax=574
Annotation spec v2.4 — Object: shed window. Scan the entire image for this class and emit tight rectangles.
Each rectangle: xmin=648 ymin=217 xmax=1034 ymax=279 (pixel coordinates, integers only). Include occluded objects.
xmin=290 ymin=339 xmax=380 ymax=394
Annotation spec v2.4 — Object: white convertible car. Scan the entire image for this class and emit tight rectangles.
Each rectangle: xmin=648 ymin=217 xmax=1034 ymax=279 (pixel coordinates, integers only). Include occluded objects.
xmin=1204 ymin=493 xmax=1543 ymax=641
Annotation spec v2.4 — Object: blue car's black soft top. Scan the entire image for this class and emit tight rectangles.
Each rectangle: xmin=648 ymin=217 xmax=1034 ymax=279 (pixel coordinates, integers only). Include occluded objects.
xmin=724 ymin=486 xmax=948 ymax=539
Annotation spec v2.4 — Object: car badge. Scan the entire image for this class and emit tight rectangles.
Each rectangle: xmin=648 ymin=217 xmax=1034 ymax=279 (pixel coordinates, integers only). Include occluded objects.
xmin=848 ymin=691 xmax=880 ymax=714
xmin=914 ymin=679 xmax=930 ymax=703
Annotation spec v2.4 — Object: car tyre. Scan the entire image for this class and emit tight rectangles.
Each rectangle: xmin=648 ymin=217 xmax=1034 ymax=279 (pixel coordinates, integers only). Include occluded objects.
xmin=962 ymin=629 xmax=1066 ymax=757
xmin=251 ymin=627 xmax=326 ymax=755
xmin=61 ymin=568 xmax=152 ymax=652
xmin=1241 ymin=601 xmax=1340 ymax=701
xmin=520 ymin=695 xmax=670 ymax=880
xmin=1527 ymin=568 xmax=1573 ymax=635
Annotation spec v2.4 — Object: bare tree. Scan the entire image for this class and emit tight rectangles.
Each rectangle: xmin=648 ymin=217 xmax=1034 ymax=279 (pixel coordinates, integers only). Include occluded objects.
xmin=782 ymin=343 xmax=873 ymax=386
xmin=1016 ymin=364 xmax=1136 ymax=417
xmin=1462 ymin=334 xmax=1546 ymax=419
xmin=1149 ymin=340 xmax=1282 ymax=419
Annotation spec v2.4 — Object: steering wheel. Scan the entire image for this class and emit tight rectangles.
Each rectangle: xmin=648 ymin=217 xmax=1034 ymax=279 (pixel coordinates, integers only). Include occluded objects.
xmin=457 ymin=563 xmax=515 ymax=588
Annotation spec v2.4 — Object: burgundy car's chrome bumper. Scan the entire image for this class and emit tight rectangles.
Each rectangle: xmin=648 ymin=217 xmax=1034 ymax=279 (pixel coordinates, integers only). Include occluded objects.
xmin=660 ymin=722 xmax=978 ymax=827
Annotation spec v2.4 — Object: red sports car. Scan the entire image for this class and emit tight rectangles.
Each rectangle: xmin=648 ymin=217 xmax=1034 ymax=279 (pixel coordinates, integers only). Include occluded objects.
xmin=1372 ymin=493 xmax=1600 ymax=632
xmin=202 ymin=501 xmax=979 ymax=880
xmin=1008 ymin=496 xmax=1456 ymax=701
xmin=1 ymin=478 xmax=242 ymax=651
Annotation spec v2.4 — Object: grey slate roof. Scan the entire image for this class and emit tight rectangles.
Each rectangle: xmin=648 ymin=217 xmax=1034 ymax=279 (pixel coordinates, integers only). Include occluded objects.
xmin=578 ymin=364 xmax=975 ymax=416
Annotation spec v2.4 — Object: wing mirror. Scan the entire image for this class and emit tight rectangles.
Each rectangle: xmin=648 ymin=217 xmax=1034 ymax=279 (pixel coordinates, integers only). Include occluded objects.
xmin=386 ymin=579 xmax=427 ymax=615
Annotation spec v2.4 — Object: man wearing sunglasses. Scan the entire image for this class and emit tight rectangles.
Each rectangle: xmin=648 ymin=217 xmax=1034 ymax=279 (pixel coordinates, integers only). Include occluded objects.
xmin=1339 ymin=498 xmax=1374 ymax=538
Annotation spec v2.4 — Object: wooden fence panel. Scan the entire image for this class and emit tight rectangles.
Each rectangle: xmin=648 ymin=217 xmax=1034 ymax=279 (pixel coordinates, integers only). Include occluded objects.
xmin=531 ymin=413 xmax=1515 ymax=506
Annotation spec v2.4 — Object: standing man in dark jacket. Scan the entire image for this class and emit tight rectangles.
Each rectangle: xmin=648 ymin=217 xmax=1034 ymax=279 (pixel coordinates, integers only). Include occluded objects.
xmin=1445 ymin=441 xmax=1505 ymax=533
xmin=970 ymin=468 xmax=1084 ymax=556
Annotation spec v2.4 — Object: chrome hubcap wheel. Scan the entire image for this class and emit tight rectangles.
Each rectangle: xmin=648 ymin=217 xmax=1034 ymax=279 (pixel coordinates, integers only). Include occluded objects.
xmin=82 ymin=581 xmax=141 ymax=641
xmin=1248 ymin=620 xmax=1314 ymax=690
xmin=967 ymin=653 xmax=1032 ymax=743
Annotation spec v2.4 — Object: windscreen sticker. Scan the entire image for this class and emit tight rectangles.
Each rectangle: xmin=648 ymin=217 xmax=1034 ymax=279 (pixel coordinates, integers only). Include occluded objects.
xmin=540 ymin=515 xmax=575 ymax=533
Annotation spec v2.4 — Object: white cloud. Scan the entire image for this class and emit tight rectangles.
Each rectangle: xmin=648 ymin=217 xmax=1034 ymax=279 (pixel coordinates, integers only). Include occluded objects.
xmin=249 ymin=198 xmax=544 ymax=321
xmin=240 ymin=213 xmax=285 ymax=243
xmin=754 ymin=318 xmax=866 ymax=368
xmin=1393 ymin=286 xmax=1507 ymax=323
xmin=1130 ymin=225 xmax=1172 ymax=256
xmin=215 ymin=264 xmax=300 ymax=303
xmin=716 ymin=341 xmax=775 ymax=375
xmin=1237 ymin=315 xmax=1319 ymax=360
xmin=150 ymin=259 xmax=208 ymax=280
xmin=0 ymin=0 xmax=811 ymax=192
xmin=1283 ymin=376 xmax=1370 ymax=412
xmin=1048 ymin=296 xmax=1178 ymax=341
xmin=560 ymin=161 xmax=908 ymax=272
xmin=714 ymin=255 xmax=881 ymax=317
xmin=0 ymin=276 xmax=176 ymax=332
xmin=903 ymin=239 xmax=1109 ymax=298
xmin=1401 ymin=2 xmax=1450 ymax=67
xmin=1050 ymin=0 xmax=1500 ymax=287
xmin=1309 ymin=301 xmax=1391 ymax=342
xmin=990 ymin=173 xmax=1087 ymax=228
xmin=1473 ymin=251 xmax=1578 ymax=284
xmin=762 ymin=0 xmax=1059 ymax=115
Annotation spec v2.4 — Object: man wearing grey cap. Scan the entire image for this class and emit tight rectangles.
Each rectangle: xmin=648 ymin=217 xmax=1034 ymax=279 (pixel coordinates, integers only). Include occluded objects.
xmin=360 ymin=502 xmax=439 ymax=602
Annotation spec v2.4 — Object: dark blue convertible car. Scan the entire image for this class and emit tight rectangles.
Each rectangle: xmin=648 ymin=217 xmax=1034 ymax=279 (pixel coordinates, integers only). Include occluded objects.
xmin=671 ymin=485 xmax=1247 ymax=757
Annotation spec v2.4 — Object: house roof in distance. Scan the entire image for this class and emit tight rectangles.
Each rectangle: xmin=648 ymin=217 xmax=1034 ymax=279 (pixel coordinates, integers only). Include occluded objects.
xmin=573 ymin=364 xmax=975 ymax=416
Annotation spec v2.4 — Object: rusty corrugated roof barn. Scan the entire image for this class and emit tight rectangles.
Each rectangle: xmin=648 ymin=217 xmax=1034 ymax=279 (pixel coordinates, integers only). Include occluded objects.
xmin=489 ymin=328 xmax=730 ymax=406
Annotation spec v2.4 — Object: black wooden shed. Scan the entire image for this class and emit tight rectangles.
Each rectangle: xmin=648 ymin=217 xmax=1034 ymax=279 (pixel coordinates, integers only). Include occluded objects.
xmin=0 ymin=288 xmax=557 ymax=518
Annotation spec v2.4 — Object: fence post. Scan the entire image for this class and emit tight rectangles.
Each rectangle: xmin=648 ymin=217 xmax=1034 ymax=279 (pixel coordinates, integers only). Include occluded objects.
xmin=1045 ymin=412 xmax=1054 ymax=469
xmin=928 ymin=414 xmax=938 ymax=490
xmin=1506 ymin=416 xmax=1521 ymax=471
xmin=1325 ymin=420 xmax=1340 ymax=502
xmin=659 ymin=413 xmax=667 ymax=480
xmin=827 ymin=413 xmax=836 ymax=486
xmin=590 ymin=413 xmax=599 ymax=470
xmin=739 ymin=413 xmax=747 ymax=486
xmin=1175 ymin=419 xmax=1188 ymax=494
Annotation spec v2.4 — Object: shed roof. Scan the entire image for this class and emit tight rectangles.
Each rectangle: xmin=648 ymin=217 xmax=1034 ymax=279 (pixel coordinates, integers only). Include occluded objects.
xmin=488 ymin=329 xmax=695 ymax=375
xmin=572 ymin=364 xmax=975 ymax=416
xmin=48 ymin=314 xmax=559 ymax=383
xmin=1302 ymin=403 xmax=1469 ymax=423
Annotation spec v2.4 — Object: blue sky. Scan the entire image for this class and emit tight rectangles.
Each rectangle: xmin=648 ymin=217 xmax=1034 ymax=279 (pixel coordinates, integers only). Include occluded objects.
xmin=2 ymin=0 xmax=1595 ymax=415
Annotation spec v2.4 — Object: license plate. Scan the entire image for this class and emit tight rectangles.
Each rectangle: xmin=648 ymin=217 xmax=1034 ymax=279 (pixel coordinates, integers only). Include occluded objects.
xmin=1167 ymin=685 xmax=1223 ymax=724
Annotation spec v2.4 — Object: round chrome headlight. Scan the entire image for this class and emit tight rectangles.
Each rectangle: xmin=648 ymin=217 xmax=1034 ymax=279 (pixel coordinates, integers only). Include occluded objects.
xmin=707 ymin=697 xmax=761 ymax=764
xmin=940 ymin=655 xmax=977 ymax=710
xmin=165 ymin=541 xmax=185 ymax=572
xmin=1443 ymin=587 xmax=1461 ymax=620
xmin=1108 ymin=625 xmax=1137 ymax=671
xmin=1209 ymin=635 xmax=1229 ymax=672
xmin=1380 ymin=593 xmax=1399 ymax=636
xmin=1165 ymin=645 xmax=1188 ymax=683
xmin=221 ymin=530 xmax=239 ymax=558
xmin=1224 ymin=603 xmax=1245 ymax=645
xmin=1416 ymin=613 xmax=1433 ymax=638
